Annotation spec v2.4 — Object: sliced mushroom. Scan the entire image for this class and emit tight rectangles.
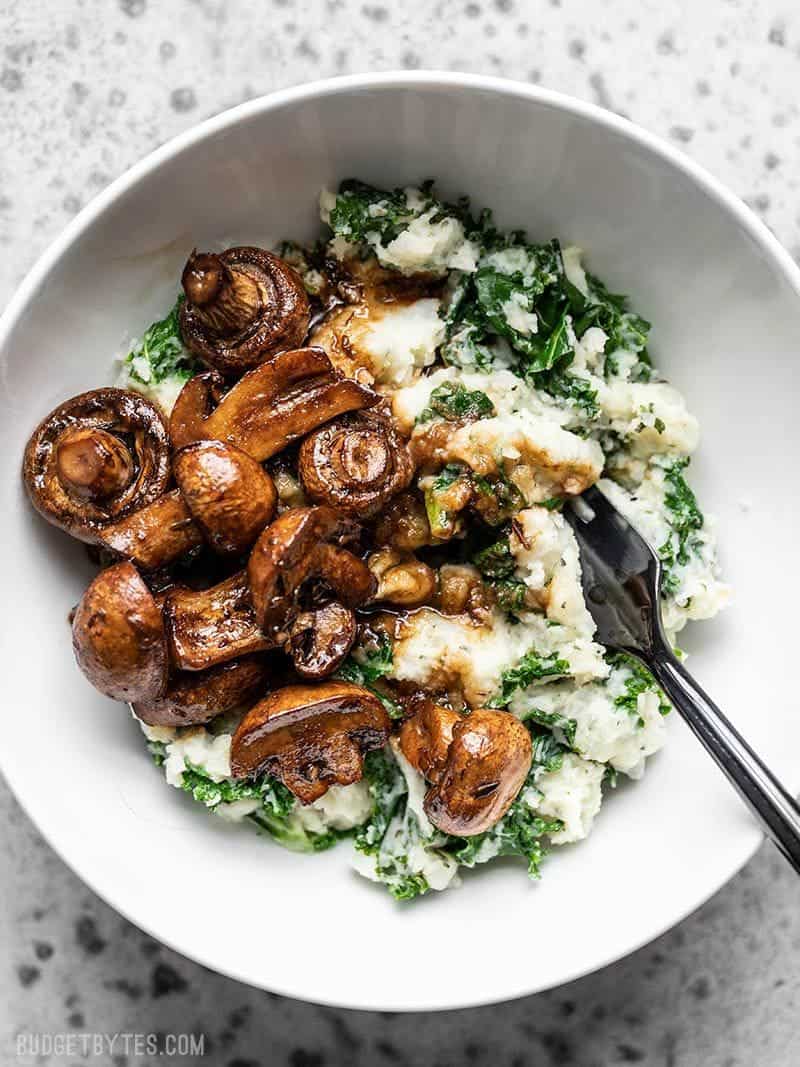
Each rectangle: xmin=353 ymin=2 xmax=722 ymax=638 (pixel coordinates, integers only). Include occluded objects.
xmin=398 ymin=699 xmax=461 ymax=781
xmin=173 ymin=440 xmax=277 ymax=555
xmin=247 ymin=505 xmax=375 ymax=638
xmin=423 ymin=709 xmax=533 ymax=837
xmin=230 ymin=681 xmax=391 ymax=803
xmin=71 ymin=561 xmax=168 ymax=702
xmin=179 ymin=247 xmax=311 ymax=377
xmin=367 ymin=546 xmax=436 ymax=608
xmin=164 ymin=571 xmax=273 ymax=671
xmin=133 ymin=654 xmax=271 ymax=727
xmin=298 ymin=413 xmax=414 ymax=518
xmin=169 ymin=369 xmax=225 ymax=450
xmin=179 ymin=347 xmax=380 ymax=462
xmin=373 ymin=491 xmax=432 ymax=551
xmin=288 ymin=602 xmax=357 ymax=680
xmin=23 ymin=388 xmax=171 ymax=544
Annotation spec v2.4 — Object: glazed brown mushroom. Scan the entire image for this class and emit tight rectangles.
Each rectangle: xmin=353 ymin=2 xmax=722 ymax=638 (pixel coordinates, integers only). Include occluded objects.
xmin=230 ymin=681 xmax=391 ymax=803
xmin=422 ymin=709 xmax=533 ymax=837
xmin=100 ymin=489 xmax=204 ymax=571
xmin=247 ymin=505 xmax=376 ymax=638
xmin=179 ymin=247 xmax=311 ymax=377
xmin=163 ymin=571 xmax=273 ymax=672
xmin=132 ymin=654 xmax=271 ymax=727
xmin=298 ymin=413 xmax=414 ymax=518
xmin=23 ymin=388 xmax=171 ymax=544
xmin=173 ymin=440 xmax=277 ymax=555
xmin=171 ymin=347 xmax=380 ymax=462
xmin=367 ymin=546 xmax=436 ymax=608
xmin=398 ymin=699 xmax=461 ymax=782
xmin=169 ymin=369 xmax=225 ymax=450
xmin=288 ymin=602 xmax=357 ymax=680
xmin=71 ymin=561 xmax=168 ymax=702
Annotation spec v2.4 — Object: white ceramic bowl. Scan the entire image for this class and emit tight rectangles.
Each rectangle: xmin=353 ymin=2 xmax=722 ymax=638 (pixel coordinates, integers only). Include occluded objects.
xmin=2 ymin=73 xmax=799 ymax=1012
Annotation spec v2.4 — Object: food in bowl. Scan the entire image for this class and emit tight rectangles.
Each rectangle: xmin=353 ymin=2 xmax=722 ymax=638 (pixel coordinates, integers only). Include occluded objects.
xmin=22 ymin=180 xmax=729 ymax=900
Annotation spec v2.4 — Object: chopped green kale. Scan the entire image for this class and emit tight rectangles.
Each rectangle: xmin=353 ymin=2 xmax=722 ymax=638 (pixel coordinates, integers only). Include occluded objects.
xmin=471 ymin=534 xmax=527 ymax=617
xmin=327 ymin=180 xmax=416 ymax=245
xmin=490 ymin=650 xmax=571 ymax=707
xmin=417 ymin=381 xmax=496 ymax=424
xmin=124 ymin=296 xmax=200 ymax=386
xmin=657 ymin=458 xmax=705 ymax=595
xmin=607 ymin=652 xmax=671 ymax=721
xmin=336 ymin=635 xmax=402 ymax=719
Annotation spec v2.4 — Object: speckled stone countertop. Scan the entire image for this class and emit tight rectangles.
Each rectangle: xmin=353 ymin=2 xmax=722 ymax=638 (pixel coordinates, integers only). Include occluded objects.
xmin=2 ymin=2 xmax=799 ymax=1064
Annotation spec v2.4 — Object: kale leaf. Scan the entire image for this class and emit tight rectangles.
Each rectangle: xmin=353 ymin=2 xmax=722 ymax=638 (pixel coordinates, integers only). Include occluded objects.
xmin=327 ymin=179 xmax=416 ymax=245
xmin=336 ymin=635 xmax=402 ymax=719
xmin=417 ymin=381 xmax=496 ymax=424
xmin=490 ymin=650 xmax=571 ymax=707
xmin=657 ymin=458 xmax=705 ymax=594
xmin=607 ymin=651 xmax=671 ymax=721
xmin=124 ymin=296 xmax=200 ymax=386
xmin=471 ymin=534 xmax=527 ymax=617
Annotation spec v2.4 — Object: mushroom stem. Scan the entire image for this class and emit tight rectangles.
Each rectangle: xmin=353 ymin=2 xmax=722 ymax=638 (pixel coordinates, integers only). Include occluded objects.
xmin=55 ymin=426 xmax=134 ymax=502
xmin=100 ymin=489 xmax=204 ymax=571
xmin=182 ymin=251 xmax=264 ymax=337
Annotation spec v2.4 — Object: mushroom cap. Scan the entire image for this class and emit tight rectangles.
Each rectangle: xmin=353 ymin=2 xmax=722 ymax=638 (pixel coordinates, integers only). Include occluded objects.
xmin=173 ymin=440 xmax=277 ymax=555
xmin=23 ymin=388 xmax=171 ymax=544
xmin=179 ymin=246 xmax=310 ymax=377
xmin=230 ymin=681 xmax=391 ymax=802
xmin=423 ymin=709 xmax=533 ymax=837
xmin=289 ymin=602 xmax=357 ymax=680
xmin=247 ymin=505 xmax=375 ymax=636
xmin=71 ymin=561 xmax=168 ymax=702
xmin=298 ymin=413 xmax=414 ymax=518
xmin=367 ymin=546 xmax=436 ymax=608
xmin=133 ymin=654 xmax=271 ymax=727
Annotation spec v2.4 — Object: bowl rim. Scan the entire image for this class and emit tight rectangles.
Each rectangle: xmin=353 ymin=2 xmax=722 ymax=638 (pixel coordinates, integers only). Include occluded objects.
xmin=1 ymin=70 xmax=796 ymax=1010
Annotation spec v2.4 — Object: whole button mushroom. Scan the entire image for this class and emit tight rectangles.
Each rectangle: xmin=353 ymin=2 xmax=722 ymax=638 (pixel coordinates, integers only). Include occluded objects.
xmin=71 ymin=561 xmax=169 ymax=703
xmin=23 ymin=388 xmax=171 ymax=544
xmin=298 ymin=413 xmax=414 ymax=519
xmin=170 ymin=347 xmax=380 ymax=462
xmin=422 ymin=709 xmax=533 ymax=837
xmin=230 ymin=681 xmax=391 ymax=803
xmin=173 ymin=440 xmax=277 ymax=555
xmin=179 ymin=246 xmax=311 ymax=377
xmin=133 ymin=654 xmax=271 ymax=728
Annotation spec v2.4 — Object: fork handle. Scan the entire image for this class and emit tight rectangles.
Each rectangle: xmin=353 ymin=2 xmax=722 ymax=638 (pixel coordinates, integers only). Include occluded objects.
xmin=650 ymin=651 xmax=800 ymax=873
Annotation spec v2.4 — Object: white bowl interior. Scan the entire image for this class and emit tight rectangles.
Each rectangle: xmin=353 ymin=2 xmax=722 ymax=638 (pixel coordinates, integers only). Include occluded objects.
xmin=2 ymin=76 xmax=799 ymax=1010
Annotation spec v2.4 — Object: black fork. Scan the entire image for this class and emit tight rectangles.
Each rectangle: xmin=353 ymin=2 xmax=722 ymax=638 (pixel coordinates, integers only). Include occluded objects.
xmin=566 ymin=484 xmax=800 ymax=873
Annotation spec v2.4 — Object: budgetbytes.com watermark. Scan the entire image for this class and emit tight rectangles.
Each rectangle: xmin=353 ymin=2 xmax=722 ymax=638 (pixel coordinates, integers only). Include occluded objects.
xmin=15 ymin=1031 xmax=206 ymax=1060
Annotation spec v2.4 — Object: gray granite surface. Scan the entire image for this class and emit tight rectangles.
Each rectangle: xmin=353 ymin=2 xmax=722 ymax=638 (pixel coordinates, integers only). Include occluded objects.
xmin=2 ymin=1 xmax=799 ymax=1064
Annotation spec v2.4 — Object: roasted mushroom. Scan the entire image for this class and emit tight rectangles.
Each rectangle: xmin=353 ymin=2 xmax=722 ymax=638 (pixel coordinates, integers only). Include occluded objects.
xmin=23 ymin=388 xmax=171 ymax=544
xmin=230 ymin=681 xmax=391 ymax=802
xmin=163 ymin=571 xmax=273 ymax=672
xmin=169 ymin=369 xmax=225 ymax=450
xmin=398 ymin=699 xmax=461 ymax=781
xmin=179 ymin=247 xmax=311 ymax=377
xmin=288 ymin=602 xmax=357 ymax=680
xmin=100 ymin=489 xmax=204 ymax=571
xmin=298 ymin=413 xmax=414 ymax=518
xmin=421 ymin=709 xmax=533 ymax=837
xmin=173 ymin=440 xmax=277 ymax=555
xmin=247 ymin=505 xmax=375 ymax=638
xmin=367 ymin=546 xmax=436 ymax=608
xmin=170 ymin=346 xmax=380 ymax=461
xmin=71 ymin=561 xmax=168 ymax=702
xmin=132 ymin=654 xmax=271 ymax=727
